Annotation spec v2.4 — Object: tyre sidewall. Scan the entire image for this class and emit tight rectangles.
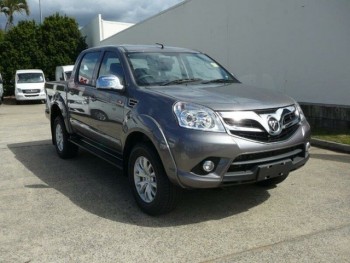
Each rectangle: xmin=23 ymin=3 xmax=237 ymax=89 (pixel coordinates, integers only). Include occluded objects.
xmin=128 ymin=143 xmax=175 ymax=215
xmin=53 ymin=116 xmax=77 ymax=159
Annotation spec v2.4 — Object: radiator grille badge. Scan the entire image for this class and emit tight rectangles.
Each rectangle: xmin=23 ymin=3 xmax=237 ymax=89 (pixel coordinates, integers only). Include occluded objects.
xmin=267 ymin=116 xmax=281 ymax=135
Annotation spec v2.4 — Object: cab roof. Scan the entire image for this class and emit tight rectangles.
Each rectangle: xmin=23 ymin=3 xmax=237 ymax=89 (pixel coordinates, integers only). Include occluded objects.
xmin=86 ymin=44 xmax=200 ymax=54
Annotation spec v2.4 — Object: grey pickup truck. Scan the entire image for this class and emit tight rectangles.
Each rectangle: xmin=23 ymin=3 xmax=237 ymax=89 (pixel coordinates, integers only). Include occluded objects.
xmin=45 ymin=44 xmax=311 ymax=215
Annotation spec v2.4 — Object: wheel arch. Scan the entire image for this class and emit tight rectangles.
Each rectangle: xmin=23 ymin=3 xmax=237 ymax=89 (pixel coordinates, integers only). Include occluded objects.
xmin=123 ymin=116 xmax=181 ymax=187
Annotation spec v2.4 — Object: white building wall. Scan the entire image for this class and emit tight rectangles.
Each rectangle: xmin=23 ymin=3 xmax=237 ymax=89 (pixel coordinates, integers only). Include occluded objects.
xmin=100 ymin=0 xmax=350 ymax=106
xmin=80 ymin=14 xmax=102 ymax=47
xmin=80 ymin=14 xmax=133 ymax=48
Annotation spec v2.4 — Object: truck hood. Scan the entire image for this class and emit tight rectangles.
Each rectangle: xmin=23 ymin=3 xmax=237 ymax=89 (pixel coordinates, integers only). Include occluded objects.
xmin=149 ymin=83 xmax=295 ymax=111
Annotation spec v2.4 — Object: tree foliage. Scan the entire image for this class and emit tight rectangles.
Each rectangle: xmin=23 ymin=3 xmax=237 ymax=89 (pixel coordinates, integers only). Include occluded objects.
xmin=40 ymin=13 xmax=87 ymax=79
xmin=0 ymin=0 xmax=30 ymax=31
xmin=0 ymin=13 xmax=87 ymax=96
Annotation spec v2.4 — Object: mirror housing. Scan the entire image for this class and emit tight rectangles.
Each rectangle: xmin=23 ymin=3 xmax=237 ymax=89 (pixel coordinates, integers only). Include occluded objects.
xmin=96 ymin=75 xmax=124 ymax=91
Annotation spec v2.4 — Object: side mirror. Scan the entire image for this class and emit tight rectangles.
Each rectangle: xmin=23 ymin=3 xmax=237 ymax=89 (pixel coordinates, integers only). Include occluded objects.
xmin=96 ymin=75 xmax=124 ymax=91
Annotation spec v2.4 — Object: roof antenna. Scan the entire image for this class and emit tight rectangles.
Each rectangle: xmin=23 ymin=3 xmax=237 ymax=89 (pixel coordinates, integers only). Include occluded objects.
xmin=156 ymin=43 xmax=164 ymax=49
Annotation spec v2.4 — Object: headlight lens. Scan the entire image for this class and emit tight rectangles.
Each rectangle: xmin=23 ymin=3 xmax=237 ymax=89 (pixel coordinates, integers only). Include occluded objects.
xmin=173 ymin=102 xmax=225 ymax=132
xmin=17 ymin=88 xmax=22 ymax=93
xmin=295 ymin=103 xmax=305 ymax=121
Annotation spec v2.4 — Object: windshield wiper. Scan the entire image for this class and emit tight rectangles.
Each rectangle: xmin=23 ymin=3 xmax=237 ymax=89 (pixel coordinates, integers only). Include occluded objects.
xmin=160 ymin=78 xmax=202 ymax=86
xmin=202 ymin=79 xmax=236 ymax=84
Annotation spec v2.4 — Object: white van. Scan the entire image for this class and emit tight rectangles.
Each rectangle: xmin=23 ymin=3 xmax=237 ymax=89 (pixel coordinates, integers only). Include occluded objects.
xmin=15 ymin=69 xmax=46 ymax=103
xmin=55 ymin=65 xmax=74 ymax=81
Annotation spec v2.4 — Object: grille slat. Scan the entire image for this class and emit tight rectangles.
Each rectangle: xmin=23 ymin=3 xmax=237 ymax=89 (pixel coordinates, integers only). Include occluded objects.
xmin=230 ymin=124 xmax=299 ymax=143
xmin=23 ymin=89 xmax=40 ymax=94
xmin=220 ymin=106 xmax=300 ymax=143
xmin=228 ymin=144 xmax=305 ymax=173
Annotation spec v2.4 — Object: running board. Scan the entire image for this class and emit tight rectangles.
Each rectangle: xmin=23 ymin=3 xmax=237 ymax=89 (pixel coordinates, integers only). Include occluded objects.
xmin=69 ymin=137 xmax=123 ymax=169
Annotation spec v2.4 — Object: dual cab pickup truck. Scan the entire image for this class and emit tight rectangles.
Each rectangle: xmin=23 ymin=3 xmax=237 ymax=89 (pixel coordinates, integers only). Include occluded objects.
xmin=45 ymin=45 xmax=310 ymax=215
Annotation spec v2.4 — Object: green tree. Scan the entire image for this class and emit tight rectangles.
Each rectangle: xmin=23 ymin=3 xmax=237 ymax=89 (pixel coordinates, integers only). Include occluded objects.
xmin=0 ymin=14 xmax=87 ymax=96
xmin=39 ymin=13 xmax=87 ymax=80
xmin=0 ymin=20 xmax=42 ymax=95
xmin=0 ymin=0 xmax=30 ymax=31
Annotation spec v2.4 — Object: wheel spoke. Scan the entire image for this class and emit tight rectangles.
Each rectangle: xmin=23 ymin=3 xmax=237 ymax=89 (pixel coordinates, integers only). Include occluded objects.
xmin=55 ymin=124 xmax=64 ymax=152
xmin=133 ymin=155 xmax=157 ymax=203
xmin=137 ymin=181 xmax=147 ymax=193
xmin=145 ymin=184 xmax=153 ymax=202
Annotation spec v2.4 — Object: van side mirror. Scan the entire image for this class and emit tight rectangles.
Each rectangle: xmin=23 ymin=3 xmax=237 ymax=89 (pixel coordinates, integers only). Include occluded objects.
xmin=96 ymin=75 xmax=124 ymax=91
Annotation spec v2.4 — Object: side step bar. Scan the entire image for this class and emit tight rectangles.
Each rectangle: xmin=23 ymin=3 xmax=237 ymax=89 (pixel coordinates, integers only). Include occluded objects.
xmin=69 ymin=137 xmax=124 ymax=169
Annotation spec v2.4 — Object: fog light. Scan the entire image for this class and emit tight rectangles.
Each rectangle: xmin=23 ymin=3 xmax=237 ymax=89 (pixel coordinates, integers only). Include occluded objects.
xmin=203 ymin=160 xmax=215 ymax=172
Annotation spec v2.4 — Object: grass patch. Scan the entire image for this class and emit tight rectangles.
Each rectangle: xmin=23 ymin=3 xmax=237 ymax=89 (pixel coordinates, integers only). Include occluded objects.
xmin=312 ymin=129 xmax=350 ymax=145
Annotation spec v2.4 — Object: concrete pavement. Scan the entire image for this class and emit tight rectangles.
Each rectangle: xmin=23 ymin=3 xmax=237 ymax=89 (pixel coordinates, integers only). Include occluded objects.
xmin=0 ymin=101 xmax=349 ymax=262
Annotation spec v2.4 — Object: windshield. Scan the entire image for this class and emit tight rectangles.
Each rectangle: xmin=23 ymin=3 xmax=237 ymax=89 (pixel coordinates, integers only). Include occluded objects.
xmin=17 ymin=73 xmax=44 ymax=83
xmin=127 ymin=52 xmax=238 ymax=86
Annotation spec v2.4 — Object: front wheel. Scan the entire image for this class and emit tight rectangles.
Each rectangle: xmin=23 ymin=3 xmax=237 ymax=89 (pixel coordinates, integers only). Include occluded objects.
xmin=53 ymin=116 xmax=78 ymax=159
xmin=128 ymin=143 xmax=181 ymax=215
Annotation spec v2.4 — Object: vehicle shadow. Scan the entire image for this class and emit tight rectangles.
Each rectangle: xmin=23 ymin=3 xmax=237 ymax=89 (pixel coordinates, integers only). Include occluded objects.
xmin=8 ymin=140 xmax=271 ymax=227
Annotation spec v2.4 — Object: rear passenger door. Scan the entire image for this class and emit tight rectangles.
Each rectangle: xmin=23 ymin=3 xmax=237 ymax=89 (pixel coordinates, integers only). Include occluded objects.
xmin=68 ymin=51 xmax=102 ymax=139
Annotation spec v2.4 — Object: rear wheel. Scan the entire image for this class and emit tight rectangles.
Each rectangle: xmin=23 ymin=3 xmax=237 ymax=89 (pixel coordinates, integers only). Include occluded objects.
xmin=53 ymin=116 xmax=78 ymax=159
xmin=128 ymin=143 xmax=181 ymax=215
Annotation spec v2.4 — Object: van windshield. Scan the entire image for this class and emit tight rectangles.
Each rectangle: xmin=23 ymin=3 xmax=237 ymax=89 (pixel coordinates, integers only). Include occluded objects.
xmin=17 ymin=73 xmax=44 ymax=83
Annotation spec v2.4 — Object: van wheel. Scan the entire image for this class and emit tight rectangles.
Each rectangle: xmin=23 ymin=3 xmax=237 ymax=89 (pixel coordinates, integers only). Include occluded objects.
xmin=53 ymin=116 xmax=78 ymax=159
xmin=256 ymin=173 xmax=289 ymax=187
xmin=128 ymin=143 xmax=181 ymax=215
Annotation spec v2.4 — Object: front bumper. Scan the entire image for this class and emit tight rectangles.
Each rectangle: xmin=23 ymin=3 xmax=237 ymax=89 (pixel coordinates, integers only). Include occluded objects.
xmin=16 ymin=92 xmax=46 ymax=101
xmin=166 ymin=120 xmax=311 ymax=188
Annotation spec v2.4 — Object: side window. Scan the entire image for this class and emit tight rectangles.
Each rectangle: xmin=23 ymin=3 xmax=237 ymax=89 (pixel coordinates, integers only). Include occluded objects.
xmin=98 ymin=51 xmax=124 ymax=82
xmin=78 ymin=52 xmax=100 ymax=85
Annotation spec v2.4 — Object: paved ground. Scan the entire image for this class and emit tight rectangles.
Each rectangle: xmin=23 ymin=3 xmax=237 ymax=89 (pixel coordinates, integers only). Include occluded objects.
xmin=0 ymin=101 xmax=349 ymax=263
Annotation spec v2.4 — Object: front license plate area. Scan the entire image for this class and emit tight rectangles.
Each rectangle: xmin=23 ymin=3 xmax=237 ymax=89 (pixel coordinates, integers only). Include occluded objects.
xmin=257 ymin=159 xmax=292 ymax=181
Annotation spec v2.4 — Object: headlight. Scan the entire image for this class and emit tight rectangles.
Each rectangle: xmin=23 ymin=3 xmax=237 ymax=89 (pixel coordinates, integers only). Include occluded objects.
xmin=173 ymin=102 xmax=225 ymax=132
xmin=17 ymin=88 xmax=22 ymax=93
xmin=295 ymin=103 xmax=305 ymax=121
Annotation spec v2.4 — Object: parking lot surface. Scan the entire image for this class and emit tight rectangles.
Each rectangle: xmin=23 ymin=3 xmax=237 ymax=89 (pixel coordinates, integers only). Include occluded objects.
xmin=1 ymin=101 xmax=350 ymax=262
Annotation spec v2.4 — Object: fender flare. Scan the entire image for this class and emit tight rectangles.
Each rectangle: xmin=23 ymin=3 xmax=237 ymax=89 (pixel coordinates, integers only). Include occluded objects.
xmin=125 ymin=114 xmax=183 ymax=187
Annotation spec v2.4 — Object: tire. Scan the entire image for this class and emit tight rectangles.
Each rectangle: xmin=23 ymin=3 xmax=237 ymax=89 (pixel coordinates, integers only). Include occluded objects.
xmin=256 ymin=173 xmax=289 ymax=187
xmin=53 ymin=116 xmax=79 ymax=159
xmin=128 ymin=143 xmax=181 ymax=215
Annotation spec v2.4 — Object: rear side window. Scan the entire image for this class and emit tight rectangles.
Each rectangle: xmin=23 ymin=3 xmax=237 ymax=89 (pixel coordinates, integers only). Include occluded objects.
xmin=78 ymin=52 xmax=100 ymax=85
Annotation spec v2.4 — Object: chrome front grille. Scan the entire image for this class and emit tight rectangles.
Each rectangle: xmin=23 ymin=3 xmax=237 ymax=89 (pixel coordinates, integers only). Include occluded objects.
xmin=219 ymin=105 xmax=300 ymax=143
xmin=23 ymin=89 xmax=40 ymax=94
